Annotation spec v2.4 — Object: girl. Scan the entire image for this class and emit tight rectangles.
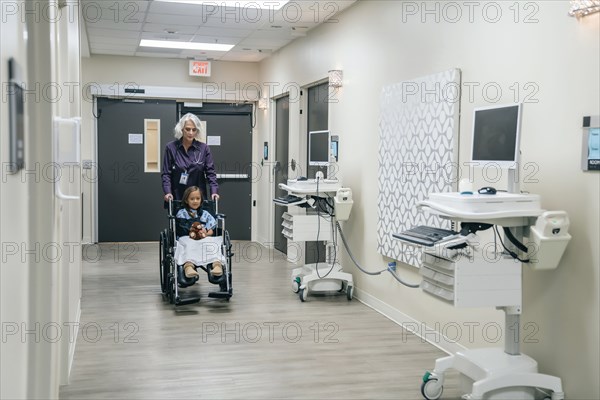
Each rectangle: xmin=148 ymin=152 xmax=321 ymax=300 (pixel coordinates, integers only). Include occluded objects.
xmin=176 ymin=186 xmax=223 ymax=278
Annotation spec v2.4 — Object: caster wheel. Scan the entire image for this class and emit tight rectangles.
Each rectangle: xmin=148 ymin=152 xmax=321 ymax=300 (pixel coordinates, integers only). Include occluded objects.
xmin=292 ymin=277 xmax=300 ymax=293
xmin=346 ymin=285 xmax=353 ymax=301
xmin=337 ymin=281 xmax=346 ymax=292
xmin=299 ymin=288 xmax=308 ymax=302
xmin=421 ymin=378 xmax=443 ymax=400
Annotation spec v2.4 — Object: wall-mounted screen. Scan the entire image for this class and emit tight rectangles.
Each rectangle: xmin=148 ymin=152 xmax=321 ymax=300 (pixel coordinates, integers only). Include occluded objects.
xmin=471 ymin=103 xmax=522 ymax=168
xmin=308 ymin=130 xmax=330 ymax=166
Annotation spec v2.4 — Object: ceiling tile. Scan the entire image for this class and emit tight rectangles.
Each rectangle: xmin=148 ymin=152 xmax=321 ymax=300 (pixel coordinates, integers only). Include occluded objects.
xmin=86 ymin=27 xmax=142 ymax=39
xmin=140 ymin=32 xmax=195 ymax=41
xmin=145 ymin=12 xmax=206 ymax=26
xmin=82 ymin=0 xmax=357 ymax=62
xmin=142 ymin=23 xmax=200 ymax=35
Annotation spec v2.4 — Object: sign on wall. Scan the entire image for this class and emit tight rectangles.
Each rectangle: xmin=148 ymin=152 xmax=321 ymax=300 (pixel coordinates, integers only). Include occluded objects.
xmin=189 ymin=60 xmax=211 ymax=77
xmin=377 ymin=68 xmax=461 ymax=267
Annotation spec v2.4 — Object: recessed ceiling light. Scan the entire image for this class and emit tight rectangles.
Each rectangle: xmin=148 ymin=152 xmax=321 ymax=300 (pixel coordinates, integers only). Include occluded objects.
xmin=140 ymin=39 xmax=234 ymax=51
xmin=155 ymin=0 xmax=289 ymax=10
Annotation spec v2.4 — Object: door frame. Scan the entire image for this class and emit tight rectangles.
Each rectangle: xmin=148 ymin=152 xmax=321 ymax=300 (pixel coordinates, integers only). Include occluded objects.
xmin=272 ymin=95 xmax=290 ymax=255
xmin=89 ymin=85 xmax=259 ymax=243
xmin=179 ymin=102 xmax=254 ymax=240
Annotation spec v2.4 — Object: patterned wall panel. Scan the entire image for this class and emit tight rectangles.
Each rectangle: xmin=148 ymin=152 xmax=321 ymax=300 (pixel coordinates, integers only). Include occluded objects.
xmin=377 ymin=69 xmax=461 ymax=267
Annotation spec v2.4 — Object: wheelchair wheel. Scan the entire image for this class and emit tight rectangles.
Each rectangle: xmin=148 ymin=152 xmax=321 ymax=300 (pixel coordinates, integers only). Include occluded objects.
xmin=167 ymin=273 xmax=176 ymax=304
xmin=159 ymin=230 xmax=169 ymax=294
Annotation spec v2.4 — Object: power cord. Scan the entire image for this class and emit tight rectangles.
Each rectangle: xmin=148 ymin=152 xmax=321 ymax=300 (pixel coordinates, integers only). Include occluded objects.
xmin=493 ymin=226 xmax=530 ymax=263
xmin=335 ymin=221 xmax=420 ymax=288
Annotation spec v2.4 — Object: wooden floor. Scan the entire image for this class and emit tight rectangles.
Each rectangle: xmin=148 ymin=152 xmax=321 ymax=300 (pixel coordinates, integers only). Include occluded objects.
xmin=60 ymin=242 xmax=460 ymax=399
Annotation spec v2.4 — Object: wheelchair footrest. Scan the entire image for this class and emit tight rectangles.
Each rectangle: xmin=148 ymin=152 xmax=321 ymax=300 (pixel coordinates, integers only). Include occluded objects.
xmin=207 ymin=273 xmax=226 ymax=285
xmin=208 ymin=291 xmax=231 ymax=299
xmin=175 ymin=296 xmax=200 ymax=306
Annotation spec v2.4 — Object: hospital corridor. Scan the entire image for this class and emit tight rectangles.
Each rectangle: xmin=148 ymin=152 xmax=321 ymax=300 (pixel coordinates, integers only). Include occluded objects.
xmin=1 ymin=1 xmax=599 ymax=399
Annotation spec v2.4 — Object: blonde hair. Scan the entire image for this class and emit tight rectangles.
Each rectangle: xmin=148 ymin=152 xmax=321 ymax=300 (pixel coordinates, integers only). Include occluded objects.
xmin=174 ymin=113 xmax=204 ymax=140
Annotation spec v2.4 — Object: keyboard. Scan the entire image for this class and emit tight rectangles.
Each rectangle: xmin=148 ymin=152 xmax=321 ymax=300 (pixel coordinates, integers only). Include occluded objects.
xmin=392 ymin=225 xmax=459 ymax=247
xmin=273 ymin=194 xmax=305 ymax=205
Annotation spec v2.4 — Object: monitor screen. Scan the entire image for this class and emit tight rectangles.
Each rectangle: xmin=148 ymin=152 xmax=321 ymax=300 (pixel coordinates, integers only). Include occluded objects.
xmin=309 ymin=130 xmax=330 ymax=166
xmin=471 ymin=104 xmax=522 ymax=168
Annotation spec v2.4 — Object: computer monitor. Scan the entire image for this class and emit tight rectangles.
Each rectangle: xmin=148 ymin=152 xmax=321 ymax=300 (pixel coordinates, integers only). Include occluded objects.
xmin=471 ymin=103 xmax=522 ymax=169
xmin=308 ymin=130 xmax=330 ymax=166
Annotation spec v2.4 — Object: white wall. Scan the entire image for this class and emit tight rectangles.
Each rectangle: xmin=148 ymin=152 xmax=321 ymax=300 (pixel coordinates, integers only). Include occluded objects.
xmin=256 ymin=1 xmax=599 ymax=398
xmin=80 ymin=56 xmax=260 ymax=243
xmin=54 ymin=0 xmax=83 ymax=384
xmin=1 ymin=1 xmax=83 ymax=397
xmin=1 ymin=1 xmax=31 ymax=397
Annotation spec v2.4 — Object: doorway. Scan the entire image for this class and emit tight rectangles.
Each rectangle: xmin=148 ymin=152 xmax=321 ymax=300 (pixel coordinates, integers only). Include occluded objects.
xmin=305 ymin=83 xmax=329 ymax=263
xmin=179 ymin=103 xmax=252 ymax=240
xmin=273 ymin=96 xmax=290 ymax=254
xmin=96 ymin=98 xmax=177 ymax=242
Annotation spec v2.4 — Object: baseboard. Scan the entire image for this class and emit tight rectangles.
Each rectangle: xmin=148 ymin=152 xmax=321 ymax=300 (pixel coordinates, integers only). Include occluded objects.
xmin=256 ymin=236 xmax=270 ymax=248
xmin=68 ymin=300 xmax=81 ymax=379
xmin=354 ymin=287 xmax=466 ymax=355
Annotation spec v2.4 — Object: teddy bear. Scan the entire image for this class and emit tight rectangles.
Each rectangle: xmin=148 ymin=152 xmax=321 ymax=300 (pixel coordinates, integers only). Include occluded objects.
xmin=188 ymin=222 xmax=206 ymax=240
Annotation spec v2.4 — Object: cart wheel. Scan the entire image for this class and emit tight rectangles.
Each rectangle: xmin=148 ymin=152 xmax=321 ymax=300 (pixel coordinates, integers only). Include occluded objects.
xmin=292 ymin=277 xmax=300 ymax=293
xmin=337 ymin=281 xmax=346 ymax=292
xmin=421 ymin=377 xmax=443 ymax=400
xmin=299 ymin=288 xmax=308 ymax=302
xmin=346 ymin=285 xmax=353 ymax=301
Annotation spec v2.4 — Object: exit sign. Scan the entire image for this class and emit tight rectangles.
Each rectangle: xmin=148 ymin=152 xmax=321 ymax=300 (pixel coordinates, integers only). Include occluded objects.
xmin=189 ymin=60 xmax=211 ymax=77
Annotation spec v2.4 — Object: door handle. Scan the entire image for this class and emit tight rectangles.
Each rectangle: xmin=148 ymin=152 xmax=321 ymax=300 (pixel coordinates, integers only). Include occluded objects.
xmin=53 ymin=116 xmax=81 ymax=201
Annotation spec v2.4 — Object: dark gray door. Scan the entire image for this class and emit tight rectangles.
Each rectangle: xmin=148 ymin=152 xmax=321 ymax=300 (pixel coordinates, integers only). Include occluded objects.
xmin=306 ymin=83 xmax=329 ymax=263
xmin=180 ymin=103 xmax=252 ymax=240
xmin=97 ymin=98 xmax=177 ymax=242
xmin=273 ymin=96 xmax=290 ymax=254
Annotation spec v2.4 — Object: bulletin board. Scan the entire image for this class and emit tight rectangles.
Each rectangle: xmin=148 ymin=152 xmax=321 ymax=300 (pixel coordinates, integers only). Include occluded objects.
xmin=377 ymin=68 xmax=461 ymax=267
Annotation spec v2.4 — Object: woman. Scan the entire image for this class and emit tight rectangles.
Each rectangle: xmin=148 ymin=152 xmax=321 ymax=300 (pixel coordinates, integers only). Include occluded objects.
xmin=162 ymin=113 xmax=219 ymax=202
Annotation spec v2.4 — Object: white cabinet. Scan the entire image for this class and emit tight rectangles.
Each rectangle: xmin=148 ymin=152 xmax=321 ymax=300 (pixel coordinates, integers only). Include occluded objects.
xmin=281 ymin=212 xmax=332 ymax=242
xmin=420 ymin=251 xmax=521 ymax=308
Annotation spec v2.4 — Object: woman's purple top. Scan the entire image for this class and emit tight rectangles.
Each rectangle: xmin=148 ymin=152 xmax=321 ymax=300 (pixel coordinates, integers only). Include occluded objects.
xmin=162 ymin=139 xmax=218 ymax=200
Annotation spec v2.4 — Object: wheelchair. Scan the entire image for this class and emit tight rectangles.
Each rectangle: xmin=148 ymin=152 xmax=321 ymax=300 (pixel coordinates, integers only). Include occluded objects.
xmin=159 ymin=198 xmax=233 ymax=306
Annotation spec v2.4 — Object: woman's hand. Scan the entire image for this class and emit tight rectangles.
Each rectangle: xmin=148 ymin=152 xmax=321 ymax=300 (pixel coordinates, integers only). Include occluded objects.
xmin=164 ymin=193 xmax=173 ymax=202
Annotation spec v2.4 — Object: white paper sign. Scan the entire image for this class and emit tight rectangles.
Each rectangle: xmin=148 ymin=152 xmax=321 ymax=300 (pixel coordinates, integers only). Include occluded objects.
xmin=128 ymin=133 xmax=143 ymax=144
xmin=207 ymin=136 xmax=221 ymax=146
